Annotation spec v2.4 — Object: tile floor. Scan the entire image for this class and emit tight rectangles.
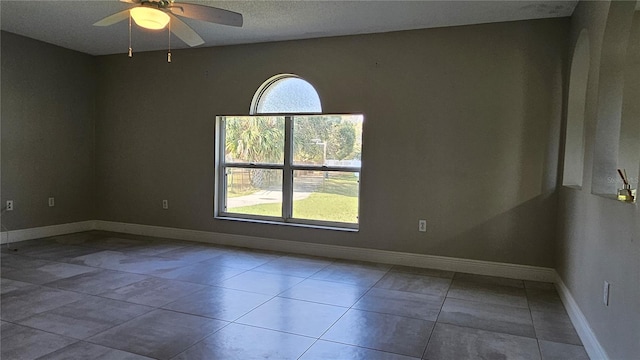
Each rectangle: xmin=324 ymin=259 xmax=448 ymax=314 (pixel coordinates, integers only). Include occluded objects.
xmin=0 ymin=231 xmax=590 ymax=360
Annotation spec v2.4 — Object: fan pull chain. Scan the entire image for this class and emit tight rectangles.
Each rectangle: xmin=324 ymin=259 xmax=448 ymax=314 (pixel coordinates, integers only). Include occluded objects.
xmin=128 ymin=12 xmax=133 ymax=58
xmin=167 ymin=19 xmax=172 ymax=63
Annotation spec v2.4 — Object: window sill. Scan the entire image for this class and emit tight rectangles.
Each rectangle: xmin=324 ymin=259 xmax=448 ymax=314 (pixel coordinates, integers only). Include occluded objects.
xmin=215 ymin=216 xmax=359 ymax=233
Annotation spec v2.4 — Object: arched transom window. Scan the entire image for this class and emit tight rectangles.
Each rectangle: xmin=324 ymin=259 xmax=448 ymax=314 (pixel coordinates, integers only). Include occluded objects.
xmin=251 ymin=74 xmax=322 ymax=114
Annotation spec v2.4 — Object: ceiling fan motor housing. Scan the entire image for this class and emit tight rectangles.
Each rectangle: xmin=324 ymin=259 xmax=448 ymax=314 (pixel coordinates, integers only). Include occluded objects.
xmin=140 ymin=0 xmax=172 ymax=10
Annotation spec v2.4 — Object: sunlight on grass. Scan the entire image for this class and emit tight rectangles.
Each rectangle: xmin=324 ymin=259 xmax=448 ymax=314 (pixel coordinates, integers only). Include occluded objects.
xmin=231 ymin=192 xmax=357 ymax=223
xmin=230 ymin=175 xmax=359 ymax=223
xmin=293 ymin=192 xmax=358 ymax=223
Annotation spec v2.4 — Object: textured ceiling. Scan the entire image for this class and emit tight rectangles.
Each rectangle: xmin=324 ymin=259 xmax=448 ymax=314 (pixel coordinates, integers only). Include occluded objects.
xmin=1 ymin=0 xmax=578 ymax=56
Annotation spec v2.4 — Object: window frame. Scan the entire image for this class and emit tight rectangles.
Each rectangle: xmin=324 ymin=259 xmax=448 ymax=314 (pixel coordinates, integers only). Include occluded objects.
xmin=214 ymin=113 xmax=362 ymax=230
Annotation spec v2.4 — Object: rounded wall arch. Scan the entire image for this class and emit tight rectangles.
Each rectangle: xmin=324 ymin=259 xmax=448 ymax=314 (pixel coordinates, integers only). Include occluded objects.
xmin=618 ymin=11 xmax=640 ymax=192
xmin=591 ymin=0 xmax=637 ymax=195
xmin=563 ymin=29 xmax=590 ymax=188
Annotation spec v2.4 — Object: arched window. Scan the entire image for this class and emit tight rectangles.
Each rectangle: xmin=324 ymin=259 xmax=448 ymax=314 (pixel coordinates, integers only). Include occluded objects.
xmin=216 ymin=74 xmax=363 ymax=229
xmin=251 ymin=74 xmax=322 ymax=114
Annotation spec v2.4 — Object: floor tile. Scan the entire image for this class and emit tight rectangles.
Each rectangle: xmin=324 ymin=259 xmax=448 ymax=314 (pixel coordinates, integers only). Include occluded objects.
xmin=300 ymin=340 xmax=421 ymax=360
xmin=162 ymin=286 xmax=271 ymax=321
xmin=88 ymin=309 xmax=227 ymax=360
xmin=375 ymin=272 xmax=451 ymax=297
xmin=69 ymin=250 xmax=132 ymax=267
xmin=1 ymin=241 xmax=47 ymax=254
xmin=18 ymin=296 xmax=153 ymax=339
xmin=217 ymin=270 xmax=304 ymax=295
xmin=524 ymin=281 xmax=556 ymax=291
xmin=438 ymin=297 xmax=535 ymax=337
xmin=172 ymin=323 xmax=315 ymax=360
xmin=322 ymin=309 xmax=434 ymax=358
xmin=1 ymin=320 xmax=14 ymax=337
xmin=424 ymin=323 xmax=540 ymax=360
xmin=310 ymin=262 xmax=389 ymax=287
xmin=99 ymin=277 xmax=207 ymax=307
xmin=49 ymin=232 xmax=103 ymax=245
xmin=155 ymin=262 xmax=245 ymax=286
xmin=2 ymin=254 xmax=39 ymax=272
xmin=45 ymin=269 xmax=150 ymax=295
xmin=389 ymin=265 xmax=455 ymax=279
xmin=539 ymin=340 xmax=589 ymax=360
xmin=1 ymin=253 xmax=55 ymax=271
xmin=71 ymin=249 xmax=191 ymax=275
xmin=447 ymin=278 xmax=529 ymax=308
xmin=526 ymin=285 xmax=567 ymax=314
xmin=1 ymin=285 xmax=85 ymax=321
xmin=333 ymin=259 xmax=393 ymax=271
xmin=0 ymin=322 xmax=77 ymax=360
xmin=1 ymin=262 xmax=96 ymax=285
xmin=7 ymin=241 xmax=97 ymax=261
xmin=200 ymin=251 xmax=281 ymax=270
xmin=279 ymin=278 xmax=369 ymax=307
xmin=531 ymin=311 xmax=582 ymax=345
xmin=10 ymin=243 xmax=100 ymax=261
xmin=252 ymin=256 xmax=331 ymax=277
xmin=0 ymin=278 xmax=34 ymax=294
xmin=77 ymin=236 xmax=148 ymax=250
xmin=38 ymin=341 xmax=154 ymax=360
xmin=353 ymin=287 xmax=443 ymax=321
xmin=2 ymin=237 xmax=48 ymax=248
xmin=237 ymin=297 xmax=347 ymax=337
xmin=154 ymin=246 xmax=228 ymax=262
xmin=120 ymin=242 xmax=188 ymax=257
xmin=453 ymin=273 xmax=525 ymax=288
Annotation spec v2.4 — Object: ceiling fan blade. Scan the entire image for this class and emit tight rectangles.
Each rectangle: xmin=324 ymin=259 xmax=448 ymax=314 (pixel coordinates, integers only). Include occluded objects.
xmin=93 ymin=9 xmax=130 ymax=27
xmin=169 ymin=3 xmax=243 ymax=27
xmin=168 ymin=14 xmax=205 ymax=47
xmin=119 ymin=0 xmax=139 ymax=3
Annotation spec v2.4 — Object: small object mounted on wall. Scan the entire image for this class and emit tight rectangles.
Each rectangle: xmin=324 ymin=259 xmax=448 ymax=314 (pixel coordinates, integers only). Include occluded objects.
xmin=616 ymin=169 xmax=636 ymax=203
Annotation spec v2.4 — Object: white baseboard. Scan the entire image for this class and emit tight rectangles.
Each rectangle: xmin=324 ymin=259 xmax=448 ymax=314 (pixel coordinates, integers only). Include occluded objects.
xmin=555 ymin=275 xmax=608 ymax=360
xmin=93 ymin=220 xmax=556 ymax=282
xmin=0 ymin=221 xmax=95 ymax=244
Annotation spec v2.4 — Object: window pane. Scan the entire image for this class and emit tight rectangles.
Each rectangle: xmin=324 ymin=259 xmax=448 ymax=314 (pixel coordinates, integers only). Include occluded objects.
xmin=224 ymin=116 xmax=285 ymax=164
xmin=292 ymin=170 xmax=359 ymax=224
xmin=225 ymin=168 xmax=282 ymax=218
xmin=257 ymin=77 xmax=321 ymax=113
xmin=293 ymin=115 xmax=363 ymax=168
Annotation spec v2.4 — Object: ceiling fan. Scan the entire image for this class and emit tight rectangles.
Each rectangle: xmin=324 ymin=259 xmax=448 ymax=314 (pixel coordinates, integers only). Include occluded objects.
xmin=93 ymin=0 xmax=243 ymax=47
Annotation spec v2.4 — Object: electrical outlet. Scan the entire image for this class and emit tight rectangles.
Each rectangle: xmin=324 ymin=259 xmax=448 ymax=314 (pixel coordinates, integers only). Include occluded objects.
xmin=418 ymin=219 xmax=427 ymax=232
xmin=48 ymin=197 xmax=55 ymax=207
xmin=6 ymin=200 xmax=13 ymax=211
xmin=603 ymin=281 xmax=610 ymax=306
xmin=162 ymin=200 xmax=168 ymax=209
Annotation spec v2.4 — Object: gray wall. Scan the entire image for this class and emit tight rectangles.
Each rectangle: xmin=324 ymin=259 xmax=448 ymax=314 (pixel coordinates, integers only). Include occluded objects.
xmin=1 ymin=32 xmax=96 ymax=230
xmin=557 ymin=1 xmax=640 ymax=359
xmin=95 ymin=18 xmax=567 ymax=267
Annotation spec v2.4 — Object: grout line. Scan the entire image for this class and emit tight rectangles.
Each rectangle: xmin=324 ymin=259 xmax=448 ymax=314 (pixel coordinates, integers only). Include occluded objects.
xmin=524 ymin=285 xmax=544 ymax=360
xmin=421 ymin=271 xmax=455 ymax=359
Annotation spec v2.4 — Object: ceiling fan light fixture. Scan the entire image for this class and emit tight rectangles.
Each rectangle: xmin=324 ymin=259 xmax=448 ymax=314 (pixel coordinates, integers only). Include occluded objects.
xmin=130 ymin=7 xmax=170 ymax=30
